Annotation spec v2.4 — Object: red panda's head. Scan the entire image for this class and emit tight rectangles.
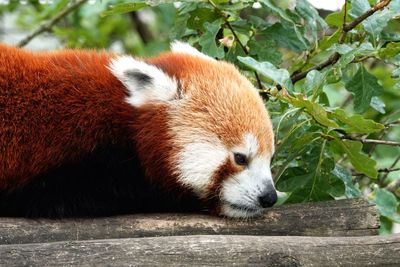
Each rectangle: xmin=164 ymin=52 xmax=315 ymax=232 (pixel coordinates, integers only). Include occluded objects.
xmin=109 ymin=42 xmax=275 ymax=218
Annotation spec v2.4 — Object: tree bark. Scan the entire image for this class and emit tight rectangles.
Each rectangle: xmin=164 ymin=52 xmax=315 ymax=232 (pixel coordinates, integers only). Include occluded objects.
xmin=0 ymin=199 xmax=379 ymax=245
xmin=1 ymin=234 xmax=399 ymax=266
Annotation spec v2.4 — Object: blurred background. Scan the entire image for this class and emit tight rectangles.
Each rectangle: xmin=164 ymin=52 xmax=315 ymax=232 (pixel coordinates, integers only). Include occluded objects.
xmin=0 ymin=0 xmax=344 ymax=52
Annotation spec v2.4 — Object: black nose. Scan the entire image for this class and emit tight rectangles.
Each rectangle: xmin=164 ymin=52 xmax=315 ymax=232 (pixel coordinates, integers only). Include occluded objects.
xmin=258 ymin=190 xmax=277 ymax=208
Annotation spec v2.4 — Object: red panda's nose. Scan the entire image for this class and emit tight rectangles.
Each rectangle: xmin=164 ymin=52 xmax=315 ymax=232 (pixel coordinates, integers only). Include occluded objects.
xmin=258 ymin=190 xmax=277 ymax=208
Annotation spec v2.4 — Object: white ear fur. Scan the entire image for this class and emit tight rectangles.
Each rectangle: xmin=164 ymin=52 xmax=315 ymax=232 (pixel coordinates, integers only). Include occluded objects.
xmin=109 ymin=56 xmax=178 ymax=107
xmin=170 ymin=40 xmax=215 ymax=61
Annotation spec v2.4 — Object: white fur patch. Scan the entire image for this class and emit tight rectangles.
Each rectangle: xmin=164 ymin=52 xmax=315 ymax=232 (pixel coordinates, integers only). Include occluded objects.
xmin=177 ymin=138 xmax=228 ymax=198
xmin=108 ymin=56 xmax=177 ymax=107
xmin=233 ymin=133 xmax=259 ymax=158
xmin=170 ymin=41 xmax=215 ymax=61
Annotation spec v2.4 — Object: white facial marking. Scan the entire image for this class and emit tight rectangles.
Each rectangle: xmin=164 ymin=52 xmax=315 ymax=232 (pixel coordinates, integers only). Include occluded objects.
xmin=109 ymin=56 xmax=177 ymax=107
xmin=177 ymin=137 xmax=228 ymax=198
xmin=221 ymin=133 xmax=275 ymax=218
xmin=170 ymin=41 xmax=215 ymax=61
xmin=233 ymin=133 xmax=259 ymax=158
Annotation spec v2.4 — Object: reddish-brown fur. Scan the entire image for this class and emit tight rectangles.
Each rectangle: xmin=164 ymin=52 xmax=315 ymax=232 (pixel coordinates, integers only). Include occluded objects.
xmin=0 ymin=44 xmax=274 ymax=216
xmin=148 ymin=54 xmax=273 ymax=153
xmin=0 ymin=44 xmax=180 ymax=192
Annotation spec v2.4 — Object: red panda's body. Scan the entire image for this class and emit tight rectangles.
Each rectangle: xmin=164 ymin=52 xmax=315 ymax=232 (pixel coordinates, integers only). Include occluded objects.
xmin=1 ymin=45 xmax=130 ymax=189
xmin=0 ymin=43 xmax=276 ymax=218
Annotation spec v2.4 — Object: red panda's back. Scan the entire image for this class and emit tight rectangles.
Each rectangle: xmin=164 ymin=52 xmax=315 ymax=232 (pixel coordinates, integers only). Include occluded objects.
xmin=0 ymin=45 xmax=132 ymax=189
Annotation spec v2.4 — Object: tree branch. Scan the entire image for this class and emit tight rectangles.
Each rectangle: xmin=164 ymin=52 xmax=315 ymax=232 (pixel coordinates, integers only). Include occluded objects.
xmin=290 ymin=0 xmax=392 ymax=83
xmin=341 ymin=135 xmax=400 ymax=147
xmin=129 ymin=12 xmax=154 ymax=44
xmin=17 ymin=0 xmax=88 ymax=48
xmin=343 ymin=0 xmax=391 ymax=32
xmin=378 ymin=167 xmax=400 ymax=173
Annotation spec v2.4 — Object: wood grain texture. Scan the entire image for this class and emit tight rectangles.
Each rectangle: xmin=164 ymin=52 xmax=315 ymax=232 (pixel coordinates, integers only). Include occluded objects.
xmin=0 ymin=199 xmax=379 ymax=245
xmin=1 ymin=234 xmax=399 ymax=267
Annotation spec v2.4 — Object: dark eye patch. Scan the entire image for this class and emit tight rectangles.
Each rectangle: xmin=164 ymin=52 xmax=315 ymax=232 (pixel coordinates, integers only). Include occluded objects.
xmin=234 ymin=153 xmax=248 ymax=166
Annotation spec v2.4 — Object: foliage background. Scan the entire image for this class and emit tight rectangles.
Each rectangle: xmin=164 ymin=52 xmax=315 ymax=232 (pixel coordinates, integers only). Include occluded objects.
xmin=1 ymin=0 xmax=399 ymax=233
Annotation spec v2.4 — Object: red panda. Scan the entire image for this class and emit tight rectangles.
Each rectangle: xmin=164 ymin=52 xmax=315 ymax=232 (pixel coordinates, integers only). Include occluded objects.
xmin=0 ymin=41 xmax=276 ymax=218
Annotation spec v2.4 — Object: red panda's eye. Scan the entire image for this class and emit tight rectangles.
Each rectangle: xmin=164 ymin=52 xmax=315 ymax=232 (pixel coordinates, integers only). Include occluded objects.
xmin=234 ymin=153 xmax=248 ymax=166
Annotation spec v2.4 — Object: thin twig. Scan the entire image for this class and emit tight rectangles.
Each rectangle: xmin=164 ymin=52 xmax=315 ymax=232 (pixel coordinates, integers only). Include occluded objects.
xmin=341 ymin=135 xmax=400 ymax=146
xmin=17 ymin=0 xmax=88 ymax=48
xmin=208 ymin=0 xmax=264 ymax=91
xmin=340 ymin=0 xmax=349 ymax=44
xmin=381 ymin=154 xmax=400 ymax=182
xmin=378 ymin=167 xmax=400 ymax=173
xmin=368 ymin=130 xmax=388 ymax=156
xmin=384 ymin=119 xmax=400 ymax=127
xmin=352 ymin=55 xmax=378 ymax=63
xmin=290 ymin=0 xmax=392 ymax=83
xmin=224 ymin=22 xmax=263 ymax=90
xmin=385 ymin=179 xmax=400 ymax=195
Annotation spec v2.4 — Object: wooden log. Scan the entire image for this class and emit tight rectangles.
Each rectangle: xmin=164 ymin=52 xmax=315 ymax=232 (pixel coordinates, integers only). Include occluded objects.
xmin=0 ymin=199 xmax=379 ymax=245
xmin=0 ymin=234 xmax=399 ymax=266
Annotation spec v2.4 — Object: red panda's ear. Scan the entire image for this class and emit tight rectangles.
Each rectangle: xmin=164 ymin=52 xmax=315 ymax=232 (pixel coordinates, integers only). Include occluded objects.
xmin=109 ymin=56 xmax=178 ymax=107
xmin=170 ymin=41 xmax=216 ymax=61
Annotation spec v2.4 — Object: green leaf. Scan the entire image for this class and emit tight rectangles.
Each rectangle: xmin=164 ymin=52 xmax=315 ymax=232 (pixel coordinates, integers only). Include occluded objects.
xmin=370 ymin=96 xmax=386 ymax=114
xmin=101 ymin=2 xmax=148 ymax=17
xmin=331 ymin=139 xmax=378 ymax=178
xmin=329 ymin=108 xmax=384 ymax=134
xmin=363 ymin=8 xmax=395 ymax=39
xmin=274 ymin=124 xmax=321 ymax=170
xmin=248 ymin=39 xmax=282 ymax=66
xmin=349 ymin=0 xmax=400 ymax=39
xmin=332 ymin=43 xmax=375 ymax=70
xmin=319 ymin=91 xmax=330 ymax=106
xmin=277 ymin=144 xmax=344 ymax=203
xmin=290 ymin=132 xmax=321 ymax=153
xmin=372 ymin=188 xmax=400 ymax=223
xmin=345 ymin=65 xmax=383 ymax=113
xmin=379 ymin=42 xmax=400 ymax=59
xmin=331 ymin=44 xmax=354 ymax=55
xmin=295 ymin=0 xmax=327 ymax=42
xmin=319 ymin=29 xmax=340 ymax=51
xmin=379 ymin=216 xmax=394 ymax=235
xmin=295 ymin=0 xmax=326 ymax=29
xmin=334 ymin=50 xmax=356 ymax=69
xmin=286 ymin=95 xmax=339 ymax=128
xmin=349 ymin=0 xmax=370 ymax=19
xmin=187 ymin=8 xmax=218 ymax=30
xmin=332 ymin=165 xmax=362 ymax=198
xmin=304 ymin=70 xmax=325 ymax=98
xmin=258 ymin=0 xmax=294 ymax=24
xmin=198 ymin=19 xmax=224 ymax=59
xmin=225 ymin=43 xmax=247 ymax=64
xmin=238 ymin=56 xmax=293 ymax=90
xmin=261 ymin=22 xmax=309 ymax=52
xmin=325 ymin=8 xmax=348 ymax=28
xmin=276 ymin=167 xmax=309 ymax=192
